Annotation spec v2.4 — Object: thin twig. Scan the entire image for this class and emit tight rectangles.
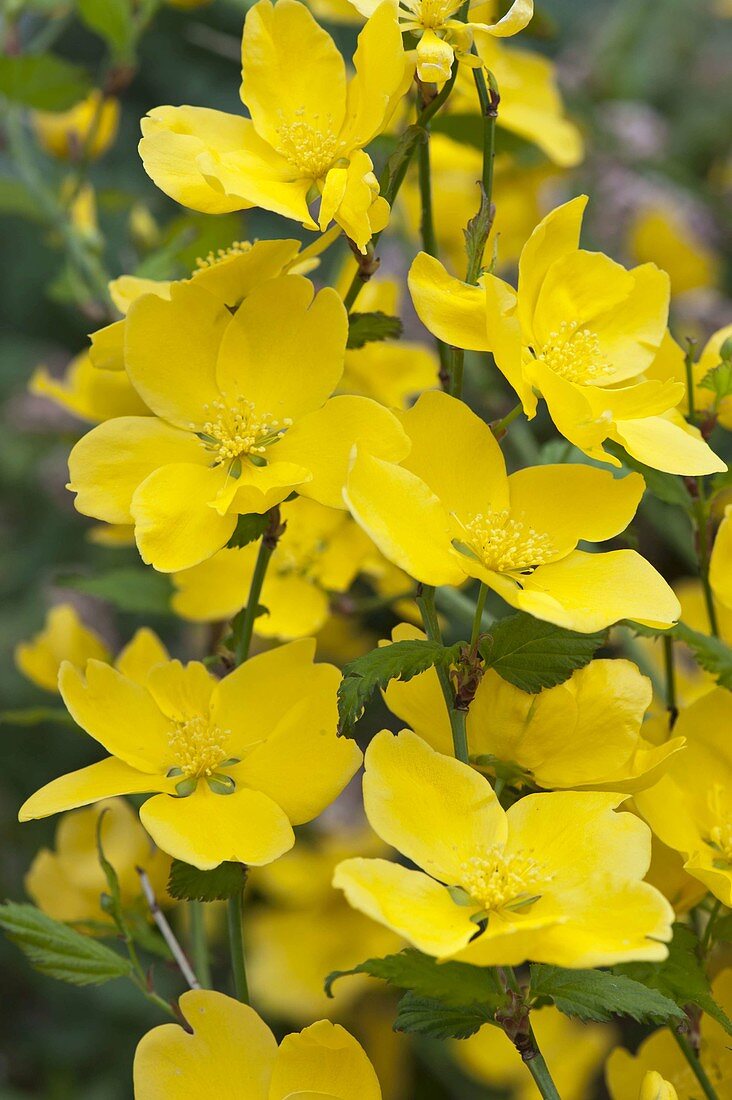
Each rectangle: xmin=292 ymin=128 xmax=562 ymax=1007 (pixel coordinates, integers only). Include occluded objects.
xmin=137 ymin=867 xmax=200 ymax=991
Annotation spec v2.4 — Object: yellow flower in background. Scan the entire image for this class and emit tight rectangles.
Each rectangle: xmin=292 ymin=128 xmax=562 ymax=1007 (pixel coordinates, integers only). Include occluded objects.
xmin=605 ymin=971 xmax=732 ymax=1099
xmin=645 ymin=323 xmax=732 ymax=431
xmin=644 ymin=832 xmax=707 ymax=917
xmin=334 ymin=729 xmax=673 ymax=967
xmin=710 ymin=506 xmax=732 ymax=611
xmin=140 ymin=0 xmax=406 ymax=251
xmin=31 ymin=351 xmax=150 ymax=424
xmin=454 ymin=1005 xmax=615 ymax=1100
xmin=346 ymin=389 xmax=680 ymax=632
xmin=70 ymin=274 xmax=408 ymax=572
xmin=634 ymin=689 xmax=732 ymax=906
xmin=348 ymin=0 xmax=532 ymax=84
xmin=20 ymin=639 xmax=362 ymax=870
xmin=25 ymin=797 xmax=170 ymax=926
xmin=628 ymin=205 xmax=719 ymax=298
xmin=248 ymin=829 xmax=400 ymax=1020
xmin=639 ymin=1072 xmax=680 ymax=1100
xmin=133 ymin=990 xmax=382 ymax=1099
xmin=172 ymin=497 xmax=377 ymax=637
xmin=409 ymin=197 xmax=725 ymax=475
xmin=33 ymin=91 xmax=120 ymax=161
xmin=15 ymin=604 xmax=110 ymax=692
xmin=383 ymin=624 xmax=685 ymax=791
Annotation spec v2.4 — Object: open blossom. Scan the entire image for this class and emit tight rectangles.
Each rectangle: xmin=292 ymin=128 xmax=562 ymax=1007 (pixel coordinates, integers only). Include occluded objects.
xmin=345 ymin=389 xmax=680 ymax=632
xmin=409 ymin=197 xmax=726 ymax=476
xmin=140 ymin=0 xmax=407 ymax=251
xmin=19 ymin=640 xmax=362 ymax=870
xmin=334 ymin=729 xmax=674 ymax=967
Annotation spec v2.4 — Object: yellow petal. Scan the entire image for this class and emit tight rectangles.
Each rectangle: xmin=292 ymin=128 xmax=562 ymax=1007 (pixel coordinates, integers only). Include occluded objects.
xmin=344 ymin=1 xmax=406 ymax=148
xmin=108 ymin=275 xmax=170 ymax=315
xmin=333 ymin=857 xmax=477 ymax=956
xmin=382 ymin=625 xmax=454 ymax=756
xmin=612 ymin=415 xmax=727 ymax=476
xmin=15 ymin=605 xmax=110 ymax=693
xmin=88 ymin=319 xmax=125 ymax=372
xmin=363 ymin=729 xmax=507 ymax=882
xmin=711 ymin=509 xmax=732 ymax=610
xmin=255 ymin=573 xmax=331 ymax=639
xmin=30 ymin=352 xmax=149 ymax=423
xmin=639 ymin=1070 xmax=679 ymax=1100
xmin=212 ymin=459 xmax=311 ymax=518
xmin=470 ymin=0 xmax=533 ymax=36
xmin=140 ymin=786 xmax=294 ymax=869
xmin=19 ymin=757 xmax=166 ymax=822
xmin=114 ymin=629 xmax=169 ymax=685
xmin=190 ymin=237 xmax=302 ymax=306
xmin=415 ymin=30 xmax=455 ymax=84
xmin=532 ymin=250 xmax=635 ymax=347
xmin=327 ymin=149 xmax=381 ymax=252
xmin=517 ymin=195 xmax=587 ymax=334
xmin=590 ymin=264 xmax=670 ymax=384
xmin=145 ymin=660 xmax=215 ymax=723
xmin=483 ymin=273 xmax=535 ymax=413
xmin=408 ymin=252 xmax=490 ymax=351
xmin=271 ymin=1020 xmax=381 ymax=1100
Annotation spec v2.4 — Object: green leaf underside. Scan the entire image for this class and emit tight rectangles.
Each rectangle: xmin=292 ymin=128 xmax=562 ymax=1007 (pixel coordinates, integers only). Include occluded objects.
xmin=479 ymin=613 xmax=606 ymax=693
xmin=0 ymin=902 xmax=132 ymax=986
xmin=0 ymin=55 xmax=91 ymax=111
xmin=227 ymin=512 xmax=269 ymax=548
xmin=529 ymin=964 xmax=686 ymax=1025
xmin=624 ymin=620 xmax=732 ymax=690
xmin=394 ymin=993 xmax=496 ymax=1040
xmin=58 ymin=567 xmax=173 ymax=614
xmin=76 ymin=0 xmax=136 ymax=60
xmin=167 ymin=860 xmax=247 ymax=902
xmin=325 ymin=948 xmax=504 ymax=1007
xmin=699 ymin=361 xmax=732 ymax=402
xmin=347 ymin=312 xmax=403 ymax=350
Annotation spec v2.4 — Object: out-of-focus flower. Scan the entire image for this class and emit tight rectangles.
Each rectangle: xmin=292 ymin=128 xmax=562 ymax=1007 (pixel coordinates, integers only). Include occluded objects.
xmin=644 ymin=831 xmax=708 ymax=917
xmin=639 ymin=1072 xmax=679 ymax=1100
xmin=133 ymin=991 xmax=382 ymax=1099
xmin=646 ymin=324 xmax=732 ymax=430
xmin=31 ymin=351 xmax=149 ymax=424
xmin=710 ymin=506 xmax=732 ymax=612
xmin=20 ymin=640 xmax=362 ymax=870
xmin=15 ymin=604 xmax=110 ymax=692
xmin=33 ymin=92 xmax=120 ymax=161
xmin=25 ymin=797 xmax=170 ymax=925
xmin=628 ymin=206 xmax=720 ymax=299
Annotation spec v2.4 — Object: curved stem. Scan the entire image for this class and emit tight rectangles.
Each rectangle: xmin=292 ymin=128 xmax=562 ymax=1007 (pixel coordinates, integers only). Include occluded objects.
xmin=416 ymin=585 xmax=470 ymax=763
xmin=693 ymin=489 xmax=719 ymax=638
xmin=234 ymin=506 xmax=281 ymax=665
xmin=673 ymin=1031 xmax=719 ymax=1100
xmin=227 ymin=890 xmax=249 ymax=1004
xmin=523 ymin=1027 xmax=562 ymax=1100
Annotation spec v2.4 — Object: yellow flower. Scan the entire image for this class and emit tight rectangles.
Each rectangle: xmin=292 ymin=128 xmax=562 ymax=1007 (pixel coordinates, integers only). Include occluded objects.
xmin=639 ymin=1072 xmax=680 ymax=1100
xmin=25 ymin=797 xmax=170 ymax=926
xmin=33 ymin=91 xmax=119 ymax=160
xmin=70 ymin=273 xmax=408 ymax=572
xmin=454 ymin=1005 xmax=615 ymax=1100
xmin=710 ymin=507 xmax=732 ymax=611
xmin=644 ymin=832 xmax=707 ymax=917
xmin=384 ymin=624 xmax=685 ymax=791
xmin=408 ymin=198 xmax=726 ymax=476
xmin=605 ymin=971 xmax=732 ymax=1099
xmin=172 ymin=497 xmax=377 ymax=638
xmin=645 ymin=324 xmax=732 ymax=431
xmin=334 ymin=729 xmax=673 ymax=966
xmin=140 ymin=0 xmax=407 ymax=251
xmin=634 ymin=688 xmax=732 ymax=906
xmin=628 ymin=205 xmax=719 ymax=298
xmin=133 ymin=990 xmax=382 ymax=1099
xmin=15 ymin=604 xmax=110 ymax=692
xmin=345 ymin=388 xmax=680 ymax=632
xmin=31 ymin=351 xmax=150 ymax=424
xmin=248 ymin=829 xmax=400 ymax=1019
xmin=350 ymin=0 xmax=532 ymax=85
xmin=20 ymin=639 xmax=362 ymax=870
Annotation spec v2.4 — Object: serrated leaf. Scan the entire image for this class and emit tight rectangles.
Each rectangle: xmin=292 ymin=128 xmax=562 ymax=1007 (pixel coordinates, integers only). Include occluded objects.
xmin=529 ymin=964 xmax=686 ymax=1025
xmin=227 ymin=512 xmax=269 ymax=548
xmin=604 ymin=442 xmax=694 ymax=511
xmin=616 ymin=923 xmax=732 ymax=1036
xmin=337 ymin=639 xmax=463 ymax=735
xmin=464 ymin=186 xmax=493 ymax=283
xmin=0 ymin=55 xmax=91 ymax=111
xmin=479 ymin=613 xmax=606 ymax=693
xmin=76 ymin=0 xmax=136 ymax=61
xmin=0 ymin=707 xmax=75 ymax=727
xmin=629 ymin=620 xmax=732 ymax=689
xmin=325 ymin=948 xmax=505 ymax=1007
xmin=167 ymin=859 xmax=247 ymax=902
xmin=699 ymin=361 xmax=732 ymax=403
xmin=347 ymin=312 xmax=403 ymax=349
xmin=58 ymin=568 xmax=172 ymax=614
xmin=0 ymin=903 xmax=132 ymax=986
xmin=394 ymin=993 xmax=495 ymax=1039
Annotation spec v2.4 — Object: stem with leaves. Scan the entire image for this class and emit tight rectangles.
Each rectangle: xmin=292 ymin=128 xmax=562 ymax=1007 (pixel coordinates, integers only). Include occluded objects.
xmin=233 ymin=506 xmax=283 ymax=666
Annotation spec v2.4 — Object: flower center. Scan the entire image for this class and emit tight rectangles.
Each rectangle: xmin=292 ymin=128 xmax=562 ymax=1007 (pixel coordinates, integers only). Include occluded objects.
xmin=459 ymin=851 xmax=544 ymax=914
xmin=198 ymin=397 xmax=291 ymax=470
xmin=275 ymin=111 xmax=339 ymax=178
xmin=193 ymin=240 xmax=253 ymax=272
xmin=707 ymin=785 xmax=732 ymax=865
xmin=534 ymin=321 xmax=614 ymax=385
xmin=454 ymin=510 xmax=555 ymax=574
xmin=401 ymin=0 xmax=459 ymax=30
xmin=169 ymin=716 xmax=230 ymax=779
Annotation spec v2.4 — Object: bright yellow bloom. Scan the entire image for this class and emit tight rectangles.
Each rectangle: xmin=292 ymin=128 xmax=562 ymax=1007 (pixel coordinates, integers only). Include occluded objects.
xmin=15 ymin=604 xmax=110 ymax=693
xmin=140 ymin=0 xmax=406 ymax=251
xmin=384 ymin=624 xmax=685 ymax=791
xmin=70 ymin=273 xmax=408 ymax=573
xmin=710 ymin=507 xmax=732 ymax=611
xmin=248 ymin=829 xmax=400 ymax=1019
xmin=605 ymin=971 xmax=732 ymax=1099
xmin=639 ymin=1072 xmax=680 ymax=1100
xmin=133 ymin=990 xmax=382 ymax=1099
xmin=334 ymin=729 xmax=673 ymax=967
xmin=172 ymin=497 xmax=377 ymax=638
xmin=634 ymin=689 xmax=732 ymax=906
xmin=409 ymin=198 xmax=725 ymax=475
xmin=628 ymin=205 xmax=719 ymax=298
xmin=31 ymin=351 xmax=149 ymax=424
xmin=454 ymin=1005 xmax=615 ymax=1100
xmin=345 ymin=389 xmax=680 ymax=632
xmin=646 ymin=324 xmax=732 ymax=431
xmin=20 ymin=639 xmax=362 ymax=870
xmin=644 ymin=832 xmax=707 ymax=917
xmin=33 ymin=91 xmax=120 ymax=160
xmin=25 ymin=797 xmax=170 ymax=926
xmin=350 ymin=0 xmax=532 ymax=85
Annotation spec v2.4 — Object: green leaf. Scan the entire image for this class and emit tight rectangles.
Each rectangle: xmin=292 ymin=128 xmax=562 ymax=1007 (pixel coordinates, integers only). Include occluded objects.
xmin=0 ymin=54 xmax=91 ymax=111
xmin=347 ymin=312 xmax=403 ymax=349
xmin=58 ymin=568 xmax=172 ymax=614
xmin=616 ymin=923 xmax=732 ymax=1036
xmin=479 ymin=613 xmax=606 ymax=693
xmin=167 ymin=860 xmax=247 ymax=903
xmin=529 ymin=964 xmax=686 ymax=1025
xmin=630 ymin=620 xmax=732 ymax=690
xmin=699 ymin=360 xmax=732 ymax=404
xmin=0 ymin=902 xmax=132 ymax=986
xmin=337 ymin=639 xmax=463 ymax=735
xmin=604 ymin=442 xmax=694 ymax=511
xmin=394 ymin=993 xmax=495 ymax=1040
xmin=0 ymin=707 xmax=75 ymax=727
xmin=227 ymin=512 xmax=269 ymax=549
xmin=76 ymin=0 xmax=136 ymax=61
xmin=325 ymin=948 xmax=505 ymax=1007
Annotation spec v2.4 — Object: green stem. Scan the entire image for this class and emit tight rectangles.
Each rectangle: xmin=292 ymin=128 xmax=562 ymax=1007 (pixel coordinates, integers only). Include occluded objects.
xmin=189 ymin=901 xmax=211 ymax=988
xmin=673 ymin=1031 xmax=719 ymax=1100
xmin=234 ymin=506 xmax=281 ymax=665
xmin=523 ymin=1026 xmax=562 ymax=1100
xmin=227 ymin=890 xmax=249 ymax=1004
xmin=470 ymin=583 xmax=488 ymax=650
xmin=693 ymin=489 xmax=719 ymax=638
xmin=492 ymin=402 xmax=524 ymax=437
xmin=416 ymin=114 xmax=450 ymax=381
xmin=685 ymin=342 xmax=697 ymax=426
xmin=701 ymin=898 xmax=723 ymax=954
xmin=416 ymin=585 xmax=469 ymax=763
xmin=663 ymin=634 xmax=678 ymax=728
xmin=464 ymin=67 xmax=499 ymax=287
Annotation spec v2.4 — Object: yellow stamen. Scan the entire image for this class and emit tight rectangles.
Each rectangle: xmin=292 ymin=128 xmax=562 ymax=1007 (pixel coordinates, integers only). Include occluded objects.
xmin=535 ymin=321 xmax=614 ymax=385
xmin=457 ymin=510 xmax=554 ymax=574
xmin=459 ymin=850 xmax=544 ymax=913
xmin=168 ymin=716 xmax=230 ymax=779
xmin=275 ymin=109 xmax=339 ymax=178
